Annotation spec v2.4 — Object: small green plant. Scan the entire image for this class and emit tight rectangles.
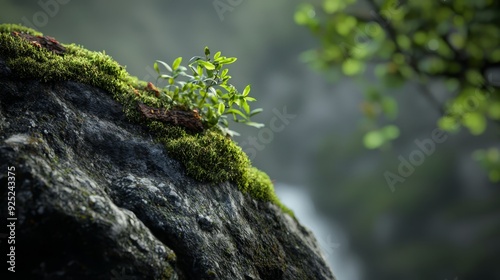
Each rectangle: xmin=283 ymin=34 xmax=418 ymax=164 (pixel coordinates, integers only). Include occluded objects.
xmin=153 ymin=47 xmax=264 ymax=136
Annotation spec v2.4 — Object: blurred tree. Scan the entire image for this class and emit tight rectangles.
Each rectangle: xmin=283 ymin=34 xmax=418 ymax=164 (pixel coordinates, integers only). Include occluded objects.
xmin=295 ymin=0 xmax=500 ymax=181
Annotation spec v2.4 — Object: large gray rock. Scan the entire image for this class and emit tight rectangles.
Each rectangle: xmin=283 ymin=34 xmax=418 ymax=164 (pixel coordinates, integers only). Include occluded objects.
xmin=0 ymin=58 xmax=335 ymax=279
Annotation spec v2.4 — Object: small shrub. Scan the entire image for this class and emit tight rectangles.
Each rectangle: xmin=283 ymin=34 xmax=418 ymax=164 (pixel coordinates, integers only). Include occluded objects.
xmin=153 ymin=47 xmax=264 ymax=137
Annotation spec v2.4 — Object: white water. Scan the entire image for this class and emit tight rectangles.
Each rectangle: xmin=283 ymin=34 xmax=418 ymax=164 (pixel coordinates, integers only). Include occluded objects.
xmin=275 ymin=183 xmax=364 ymax=280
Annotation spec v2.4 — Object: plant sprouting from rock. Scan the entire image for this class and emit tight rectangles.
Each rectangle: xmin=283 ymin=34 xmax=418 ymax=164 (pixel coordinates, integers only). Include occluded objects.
xmin=153 ymin=47 xmax=264 ymax=136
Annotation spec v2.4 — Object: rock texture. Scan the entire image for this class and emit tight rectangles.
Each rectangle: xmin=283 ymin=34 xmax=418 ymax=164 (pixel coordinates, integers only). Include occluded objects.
xmin=0 ymin=57 xmax=335 ymax=279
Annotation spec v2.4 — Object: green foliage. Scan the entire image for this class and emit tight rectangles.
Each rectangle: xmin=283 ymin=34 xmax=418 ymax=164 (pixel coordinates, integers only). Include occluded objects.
xmin=363 ymin=125 xmax=399 ymax=149
xmin=0 ymin=23 xmax=293 ymax=217
xmin=296 ymin=0 xmax=500 ymax=179
xmin=153 ymin=47 xmax=264 ymax=137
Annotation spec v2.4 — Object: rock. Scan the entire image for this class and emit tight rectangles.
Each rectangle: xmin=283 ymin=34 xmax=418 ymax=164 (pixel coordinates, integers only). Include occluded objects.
xmin=0 ymin=42 xmax=335 ymax=279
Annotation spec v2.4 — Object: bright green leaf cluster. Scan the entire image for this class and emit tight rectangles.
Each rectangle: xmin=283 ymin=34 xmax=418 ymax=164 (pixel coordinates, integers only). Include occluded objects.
xmin=363 ymin=125 xmax=400 ymax=149
xmin=152 ymin=47 xmax=264 ymax=137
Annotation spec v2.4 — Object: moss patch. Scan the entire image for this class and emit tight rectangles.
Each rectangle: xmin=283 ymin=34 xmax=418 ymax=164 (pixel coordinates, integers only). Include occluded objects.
xmin=0 ymin=23 xmax=293 ymax=217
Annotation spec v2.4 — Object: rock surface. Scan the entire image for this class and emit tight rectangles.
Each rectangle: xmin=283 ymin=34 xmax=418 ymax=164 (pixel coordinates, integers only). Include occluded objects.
xmin=0 ymin=57 xmax=335 ymax=279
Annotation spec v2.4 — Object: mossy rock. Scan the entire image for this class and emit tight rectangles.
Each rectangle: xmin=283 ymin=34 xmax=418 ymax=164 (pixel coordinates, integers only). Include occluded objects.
xmin=0 ymin=23 xmax=293 ymax=217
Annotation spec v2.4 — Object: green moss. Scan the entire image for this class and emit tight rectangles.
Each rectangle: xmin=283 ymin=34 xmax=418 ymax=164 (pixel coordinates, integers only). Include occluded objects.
xmin=0 ymin=24 xmax=42 ymax=36
xmin=0 ymin=23 xmax=293 ymax=217
xmin=161 ymin=266 xmax=175 ymax=280
xmin=245 ymin=167 xmax=294 ymax=216
xmin=163 ymin=130 xmax=249 ymax=183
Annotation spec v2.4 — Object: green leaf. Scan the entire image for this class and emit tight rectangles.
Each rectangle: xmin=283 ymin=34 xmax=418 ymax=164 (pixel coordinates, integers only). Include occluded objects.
xmin=396 ymin=35 xmax=411 ymax=50
xmin=413 ymin=31 xmax=428 ymax=45
xmin=188 ymin=56 xmax=204 ymax=63
xmin=153 ymin=61 xmax=160 ymax=74
xmin=363 ymin=130 xmax=384 ymax=149
xmin=214 ymin=51 xmax=221 ymax=60
xmin=363 ymin=125 xmax=399 ymax=149
xmin=210 ymin=95 xmax=218 ymax=104
xmin=294 ymin=3 xmax=316 ymax=26
xmin=204 ymin=77 xmax=218 ymax=84
xmin=207 ymin=107 xmax=214 ymax=119
xmin=449 ymin=32 xmax=466 ymax=50
xmin=221 ymin=68 xmax=229 ymax=78
xmin=223 ymin=128 xmax=240 ymax=137
xmin=462 ymin=112 xmax=486 ymax=135
xmin=245 ymin=122 xmax=265 ymax=128
xmin=242 ymin=84 xmax=251 ymax=96
xmin=221 ymin=84 xmax=232 ymax=92
xmin=217 ymin=103 xmax=225 ymax=115
xmin=204 ymin=46 xmax=210 ymax=56
xmin=208 ymin=86 xmax=217 ymax=96
xmin=188 ymin=64 xmax=198 ymax=75
xmin=323 ymin=0 xmax=343 ymax=14
xmin=250 ymin=108 xmax=263 ymax=116
xmin=438 ymin=116 xmax=460 ymax=132
xmin=155 ymin=60 xmax=172 ymax=72
xmin=381 ymin=125 xmax=400 ymax=140
xmin=172 ymin=57 xmax=182 ymax=70
xmin=342 ymin=59 xmax=364 ymax=76
xmin=220 ymin=57 xmax=237 ymax=64
xmin=242 ymin=100 xmax=250 ymax=114
xmin=226 ymin=109 xmax=247 ymax=119
xmin=335 ymin=15 xmax=357 ymax=36
xmin=199 ymin=60 xmax=215 ymax=70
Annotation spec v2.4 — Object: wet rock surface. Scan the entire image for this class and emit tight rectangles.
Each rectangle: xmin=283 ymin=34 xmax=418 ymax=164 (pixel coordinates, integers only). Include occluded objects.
xmin=0 ymin=58 xmax=335 ymax=279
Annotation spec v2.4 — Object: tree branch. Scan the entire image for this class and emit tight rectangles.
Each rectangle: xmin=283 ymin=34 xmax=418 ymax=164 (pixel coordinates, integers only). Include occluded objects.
xmin=364 ymin=0 xmax=445 ymax=115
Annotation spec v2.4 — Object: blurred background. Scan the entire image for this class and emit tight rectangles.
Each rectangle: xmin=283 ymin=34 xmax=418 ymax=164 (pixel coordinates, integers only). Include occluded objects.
xmin=2 ymin=0 xmax=499 ymax=279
